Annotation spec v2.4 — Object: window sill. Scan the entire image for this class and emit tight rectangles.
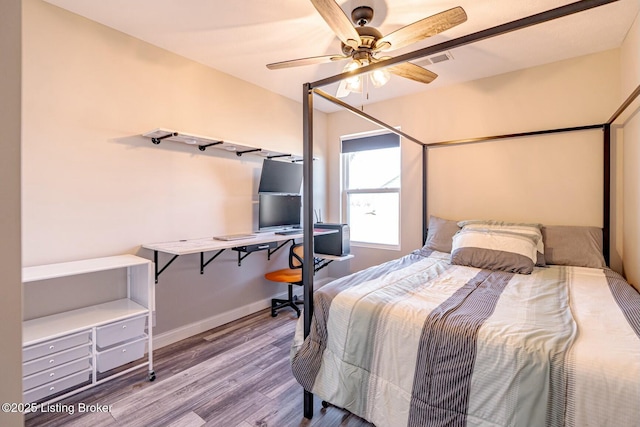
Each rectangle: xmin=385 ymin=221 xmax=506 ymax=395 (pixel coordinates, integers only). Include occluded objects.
xmin=351 ymin=242 xmax=401 ymax=251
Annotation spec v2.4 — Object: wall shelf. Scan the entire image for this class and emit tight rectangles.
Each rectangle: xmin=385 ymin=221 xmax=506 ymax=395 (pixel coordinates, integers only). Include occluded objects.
xmin=143 ymin=128 xmax=304 ymax=162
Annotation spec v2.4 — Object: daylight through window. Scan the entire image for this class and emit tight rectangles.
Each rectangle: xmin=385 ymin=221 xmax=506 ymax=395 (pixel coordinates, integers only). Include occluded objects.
xmin=341 ymin=132 xmax=401 ymax=248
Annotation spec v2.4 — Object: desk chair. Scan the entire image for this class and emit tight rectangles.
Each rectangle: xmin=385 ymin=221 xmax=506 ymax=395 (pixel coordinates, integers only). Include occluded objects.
xmin=264 ymin=243 xmax=304 ymax=317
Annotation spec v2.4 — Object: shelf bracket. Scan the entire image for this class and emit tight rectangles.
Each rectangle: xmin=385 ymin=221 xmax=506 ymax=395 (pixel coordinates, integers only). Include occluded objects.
xmin=153 ymin=251 xmax=179 ymax=283
xmin=200 ymin=249 xmax=225 ymax=274
xmin=236 ymin=148 xmax=262 ymax=157
xmin=151 ymin=132 xmax=178 ymax=144
xmin=267 ymin=153 xmax=292 ymax=160
xmin=198 ymin=141 xmax=223 ymax=152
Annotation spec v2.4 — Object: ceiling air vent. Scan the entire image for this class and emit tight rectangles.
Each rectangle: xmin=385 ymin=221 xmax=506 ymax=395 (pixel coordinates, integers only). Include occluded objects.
xmin=413 ymin=51 xmax=454 ymax=67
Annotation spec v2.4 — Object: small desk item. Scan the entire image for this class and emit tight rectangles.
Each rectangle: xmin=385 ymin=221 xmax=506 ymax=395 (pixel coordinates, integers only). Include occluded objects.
xmin=213 ymin=233 xmax=257 ymax=241
xmin=275 ymin=229 xmax=303 ymax=236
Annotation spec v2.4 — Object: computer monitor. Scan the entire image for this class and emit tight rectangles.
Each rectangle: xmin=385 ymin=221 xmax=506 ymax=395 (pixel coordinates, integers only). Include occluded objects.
xmin=258 ymin=159 xmax=303 ymax=194
xmin=258 ymin=194 xmax=302 ymax=231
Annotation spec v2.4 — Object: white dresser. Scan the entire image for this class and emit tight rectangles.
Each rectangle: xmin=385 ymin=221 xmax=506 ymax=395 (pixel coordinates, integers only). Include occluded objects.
xmin=22 ymin=255 xmax=155 ymax=404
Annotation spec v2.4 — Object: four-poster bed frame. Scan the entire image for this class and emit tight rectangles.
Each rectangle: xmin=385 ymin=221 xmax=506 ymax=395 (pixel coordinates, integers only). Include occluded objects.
xmin=299 ymin=0 xmax=639 ymax=419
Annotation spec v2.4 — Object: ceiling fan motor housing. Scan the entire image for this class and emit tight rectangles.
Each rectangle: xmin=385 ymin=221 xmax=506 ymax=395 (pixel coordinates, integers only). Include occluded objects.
xmin=341 ymin=25 xmax=383 ymax=57
xmin=351 ymin=6 xmax=374 ymax=26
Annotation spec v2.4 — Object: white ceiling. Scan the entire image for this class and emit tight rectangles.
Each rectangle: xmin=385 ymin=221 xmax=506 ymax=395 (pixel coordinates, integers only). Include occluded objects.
xmin=43 ymin=0 xmax=639 ymax=112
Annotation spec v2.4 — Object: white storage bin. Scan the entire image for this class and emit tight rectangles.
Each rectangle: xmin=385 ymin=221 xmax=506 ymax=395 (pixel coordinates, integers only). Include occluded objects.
xmin=96 ymin=335 xmax=147 ymax=373
xmin=96 ymin=315 xmax=146 ymax=349
xmin=23 ymin=356 xmax=91 ymax=391
xmin=23 ymin=330 xmax=91 ymax=363
xmin=23 ymin=344 xmax=91 ymax=377
xmin=24 ymin=368 xmax=92 ymax=404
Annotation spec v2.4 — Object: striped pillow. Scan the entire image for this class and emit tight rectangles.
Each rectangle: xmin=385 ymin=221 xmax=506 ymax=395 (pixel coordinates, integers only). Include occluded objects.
xmin=458 ymin=220 xmax=546 ymax=267
xmin=451 ymin=228 xmax=539 ymax=274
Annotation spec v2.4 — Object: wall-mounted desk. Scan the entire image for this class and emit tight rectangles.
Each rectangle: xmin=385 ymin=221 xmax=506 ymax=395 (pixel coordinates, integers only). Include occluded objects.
xmin=142 ymin=230 xmax=351 ymax=283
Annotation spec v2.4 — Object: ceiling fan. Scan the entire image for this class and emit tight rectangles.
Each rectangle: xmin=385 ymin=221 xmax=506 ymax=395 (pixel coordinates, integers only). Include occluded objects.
xmin=266 ymin=0 xmax=467 ymax=98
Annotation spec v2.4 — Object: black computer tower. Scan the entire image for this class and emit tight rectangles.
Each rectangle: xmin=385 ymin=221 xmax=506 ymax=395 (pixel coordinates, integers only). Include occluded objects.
xmin=314 ymin=223 xmax=350 ymax=256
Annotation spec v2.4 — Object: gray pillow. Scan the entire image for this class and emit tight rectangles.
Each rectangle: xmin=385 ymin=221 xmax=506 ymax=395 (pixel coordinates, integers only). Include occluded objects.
xmin=542 ymin=225 xmax=606 ymax=268
xmin=424 ymin=215 xmax=460 ymax=253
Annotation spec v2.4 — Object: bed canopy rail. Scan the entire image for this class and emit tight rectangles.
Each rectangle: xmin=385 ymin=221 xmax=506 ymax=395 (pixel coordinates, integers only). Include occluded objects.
xmin=300 ymin=0 xmax=637 ymax=419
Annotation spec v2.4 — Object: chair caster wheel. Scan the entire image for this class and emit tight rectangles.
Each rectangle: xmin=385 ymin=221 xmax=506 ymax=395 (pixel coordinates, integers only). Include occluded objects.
xmin=321 ymin=401 xmax=330 ymax=408
xmin=271 ymin=311 xmax=277 ymax=317
xmin=149 ymin=371 xmax=156 ymax=382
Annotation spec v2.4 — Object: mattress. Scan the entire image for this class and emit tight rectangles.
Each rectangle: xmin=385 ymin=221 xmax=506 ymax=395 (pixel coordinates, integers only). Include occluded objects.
xmin=291 ymin=249 xmax=640 ymax=427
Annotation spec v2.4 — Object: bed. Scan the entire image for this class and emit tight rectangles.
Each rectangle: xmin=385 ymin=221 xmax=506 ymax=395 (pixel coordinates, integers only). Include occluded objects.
xmin=295 ymin=2 xmax=640 ymax=422
xmin=291 ymin=220 xmax=640 ymax=427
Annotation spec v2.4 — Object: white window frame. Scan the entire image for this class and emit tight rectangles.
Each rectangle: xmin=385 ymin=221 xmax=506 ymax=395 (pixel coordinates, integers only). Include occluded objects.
xmin=341 ymin=130 xmax=401 ymax=250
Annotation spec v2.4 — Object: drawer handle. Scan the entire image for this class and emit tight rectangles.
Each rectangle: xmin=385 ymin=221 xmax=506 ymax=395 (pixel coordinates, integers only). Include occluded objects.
xmin=49 ymin=359 xmax=55 ymax=364
xmin=122 ymin=349 xmax=127 ymax=353
xmin=49 ymin=373 xmax=55 ymax=377
xmin=122 ymin=325 xmax=127 ymax=329
xmin=49 ymin=386 xmax=55 ymax=391
xmin=49 ymin=345 xmax=55 ymax=350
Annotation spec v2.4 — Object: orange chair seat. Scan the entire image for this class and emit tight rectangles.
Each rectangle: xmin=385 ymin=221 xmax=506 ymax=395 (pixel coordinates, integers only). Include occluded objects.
xmin=265 ymin=268 xmax=302 ymax=283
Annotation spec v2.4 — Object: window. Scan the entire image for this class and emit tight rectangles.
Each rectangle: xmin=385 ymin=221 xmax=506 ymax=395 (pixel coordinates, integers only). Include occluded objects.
xmin=341 ymin=132 xmax=401 ymax=248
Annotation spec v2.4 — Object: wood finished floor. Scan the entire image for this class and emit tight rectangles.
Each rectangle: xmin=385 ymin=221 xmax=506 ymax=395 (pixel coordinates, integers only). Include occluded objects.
xmin=25 ymin=309 xmax=374 ymax=427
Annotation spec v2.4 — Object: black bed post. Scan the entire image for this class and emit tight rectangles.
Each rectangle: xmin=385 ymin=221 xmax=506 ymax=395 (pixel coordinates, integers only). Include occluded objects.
xmin=603 ymin=124 xmax=611 ymax=266
xmin=302 ymin=82 xmax=315 ymax=419
xmin=423 ymin=144 xmax=429 ymax=244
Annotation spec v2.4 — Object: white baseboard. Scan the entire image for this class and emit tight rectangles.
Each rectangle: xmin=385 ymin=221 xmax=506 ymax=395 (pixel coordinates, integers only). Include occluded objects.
xmin=153 ymin=291 xmax=287 ymax=349
xmin=153 ymin=276 xmax=339 ymax=350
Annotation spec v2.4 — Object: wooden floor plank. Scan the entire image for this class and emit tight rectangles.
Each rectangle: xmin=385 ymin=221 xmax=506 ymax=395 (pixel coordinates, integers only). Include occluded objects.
xmin=25 ymin=309 xmax=373 ymax=427
xmin=164 ymin=411 xmax=206 ymax=427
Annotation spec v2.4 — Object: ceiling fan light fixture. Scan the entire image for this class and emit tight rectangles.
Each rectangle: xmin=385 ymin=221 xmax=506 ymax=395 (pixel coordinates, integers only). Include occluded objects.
xmin=370 ymin=68 xmax=391 ymax=88
xmin=343 ymin=61 xmax=363 ymax=93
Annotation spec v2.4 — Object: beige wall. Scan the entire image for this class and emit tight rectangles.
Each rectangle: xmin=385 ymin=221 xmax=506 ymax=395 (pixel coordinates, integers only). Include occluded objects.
xmin=620 ymin=12 xmax=640 ymax=291
xmin=327 ymin=50 xmax=621 ymax=273
xmin=22 ymin=0 xmax=327 ymax=341
xmin=0 ymin=0 xmax=23 ymax=425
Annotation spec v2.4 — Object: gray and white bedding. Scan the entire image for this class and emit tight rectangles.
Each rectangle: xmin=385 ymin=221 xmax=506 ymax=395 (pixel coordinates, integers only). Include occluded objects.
xmin=291 ymin=250 xmax=640 ymax=427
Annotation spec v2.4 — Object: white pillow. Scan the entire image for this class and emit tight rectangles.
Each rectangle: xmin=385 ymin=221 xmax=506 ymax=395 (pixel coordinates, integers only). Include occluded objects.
xmin=458 ymin=220 xmax=545 ymax=267
xmin=451 ymin=228 xmax=539 ymax=274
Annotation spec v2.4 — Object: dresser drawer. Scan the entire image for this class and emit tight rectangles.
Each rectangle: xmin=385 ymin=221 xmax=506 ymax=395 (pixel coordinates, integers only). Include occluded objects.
xmin=23 ymin=344 xmax=91 ymax=377
xmin=96 ymin=315 xmax=146 ymax=349
xmin=96 ymin=335 xmax=146 ymax=373
xmin=24 ymin=368 xmax=92 ymax=404
xmin=23 ymin=356 xmax=91 ymax=391
xmin=23 ymin=331 xmax=91 ymax=363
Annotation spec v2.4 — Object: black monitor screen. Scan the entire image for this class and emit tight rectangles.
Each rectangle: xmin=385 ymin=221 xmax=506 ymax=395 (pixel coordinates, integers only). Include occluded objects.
xmin=258 ymin=194 xmax=302 ymax=230
xmin=258 ymin=159 xmax=303 ymax=194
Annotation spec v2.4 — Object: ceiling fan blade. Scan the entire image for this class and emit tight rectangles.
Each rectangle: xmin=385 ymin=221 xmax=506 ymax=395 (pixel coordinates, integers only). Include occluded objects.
xmin=266 ymin=54 xmax=348 ymax=70
xmin=311 ymin=0 xmax=360 ymax=49
xmin=388 ymin=62 xmax=438 ymax=84
xmin=375 ymin=7 xmax=467 ymax=51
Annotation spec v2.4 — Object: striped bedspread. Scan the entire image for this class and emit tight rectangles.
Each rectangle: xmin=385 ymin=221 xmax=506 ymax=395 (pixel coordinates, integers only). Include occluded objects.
xmin=291 ymin=250 xmax=640 ymax=427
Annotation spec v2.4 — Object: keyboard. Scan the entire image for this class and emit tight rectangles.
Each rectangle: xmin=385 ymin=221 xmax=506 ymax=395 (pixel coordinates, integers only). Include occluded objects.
xmin=213 ymin=233 xmax=257 ymax=241
xmin=275 ymin=230 xmax=302 ymax=236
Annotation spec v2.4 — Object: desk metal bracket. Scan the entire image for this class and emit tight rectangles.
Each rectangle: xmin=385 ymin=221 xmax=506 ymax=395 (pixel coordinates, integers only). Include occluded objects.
xmin=235 ymin=250 xmax=253 ymax=267
xmin=201 ymin=249 xmax=226 ymax=274
xmin=153 ymin=251 xmax=179 ymax=284
xmin=313 ymin=258 xmax=333 ymax=274
xmin=268 ymin=239 xmax=294 ymax=260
